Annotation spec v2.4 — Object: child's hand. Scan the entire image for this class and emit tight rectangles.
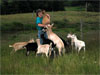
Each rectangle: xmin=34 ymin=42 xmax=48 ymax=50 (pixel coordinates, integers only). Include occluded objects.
xmin=46 ymin=14 xmax=50 ymax=19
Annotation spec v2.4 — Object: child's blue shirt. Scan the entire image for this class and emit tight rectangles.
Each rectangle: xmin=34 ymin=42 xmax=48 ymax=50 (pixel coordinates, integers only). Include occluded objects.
xmin=36 ymin=17 xmax=43 ymax=30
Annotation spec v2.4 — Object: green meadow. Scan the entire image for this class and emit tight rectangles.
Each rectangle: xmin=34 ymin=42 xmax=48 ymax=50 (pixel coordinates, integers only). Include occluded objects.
xmin=0 ymin=11 xmax=100 ymax=74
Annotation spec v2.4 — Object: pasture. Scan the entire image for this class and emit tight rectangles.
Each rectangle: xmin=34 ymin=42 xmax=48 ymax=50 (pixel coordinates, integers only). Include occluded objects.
xmin=0 ymin=11 xmax=100 ymax=74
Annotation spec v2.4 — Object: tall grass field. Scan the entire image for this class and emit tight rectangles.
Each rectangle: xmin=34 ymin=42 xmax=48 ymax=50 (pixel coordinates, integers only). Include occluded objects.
xmin=0 ymin=11 xmax=100 ymax=74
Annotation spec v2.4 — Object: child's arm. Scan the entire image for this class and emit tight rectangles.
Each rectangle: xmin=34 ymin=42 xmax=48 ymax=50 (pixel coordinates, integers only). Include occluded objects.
xmin=36 ymin=17 xmax=46 ymax=27
xmin=38 ymin=23 xmax=46 ymax=27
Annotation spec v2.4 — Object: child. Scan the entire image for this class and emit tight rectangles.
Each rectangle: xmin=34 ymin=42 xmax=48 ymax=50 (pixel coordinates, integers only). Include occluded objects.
xmin=42 ymin=9 xmax=50 ymax=25
xmin=36 ymin=9 xmax=48 ymax=44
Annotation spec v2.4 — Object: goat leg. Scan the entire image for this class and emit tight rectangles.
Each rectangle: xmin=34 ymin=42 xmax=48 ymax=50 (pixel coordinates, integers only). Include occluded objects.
xmin=26 ymin=51 xmax=30 ymax=56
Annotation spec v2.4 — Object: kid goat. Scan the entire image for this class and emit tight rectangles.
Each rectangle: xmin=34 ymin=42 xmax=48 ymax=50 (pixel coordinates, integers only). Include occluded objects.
xmin=41 ymin=34 xmax=56 ymax=51
xmin=24 ymin=42 xmax=38 ymax=56
xmin=67 ymin=33 xmax=74 ymax=50
xmin=36 ymin=39 xmax=52 ymax=57
xmin=67 ymin=34 xmax=85 ymax=53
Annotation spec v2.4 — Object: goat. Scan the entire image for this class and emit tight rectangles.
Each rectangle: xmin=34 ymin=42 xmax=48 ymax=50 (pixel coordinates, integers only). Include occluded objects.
xmin=9 ymin=39 xmax=34 ymax=54
xmin=41 ymin=34 xmax=56 ymax=57
xmin=67 ymin=34 xmax=85 ymax=53
xmin=67 ymin=33 xmax=74 ymax=50
xmin=41 ymin=34 xmax=56 ymax=51
xmin=36 ymin=39 xmax=52 ymax=57
xmin=44 ymin=24 xmax=65 ymax=56
xmin=24 ymin=42 xmax=38 ymax=56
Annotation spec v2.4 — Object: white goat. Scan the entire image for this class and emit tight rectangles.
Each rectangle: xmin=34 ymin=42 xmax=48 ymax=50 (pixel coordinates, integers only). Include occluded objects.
xmin=9 ymin=39 xmax=34 ymax=53
xmin=44 ymin=24 xmax=65 ymax=56
xmin=67 ymin=34 xmax=85 ymax=53
xmin=67 ymin=33 xmax=74 ymax=50
xmin=36 ymin=39 xmax=52 ymax=57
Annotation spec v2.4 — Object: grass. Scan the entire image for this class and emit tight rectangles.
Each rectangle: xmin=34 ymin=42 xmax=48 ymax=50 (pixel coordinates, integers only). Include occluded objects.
xmin=1 ymin=30 xmax=99 ymax=74
xmin=0 ymin=11 xmax=100 ymax=74
xmin=1 ymin=11 xmax=99 ymax=33
xmin=65 ymin=6 xmax=85 ymax=11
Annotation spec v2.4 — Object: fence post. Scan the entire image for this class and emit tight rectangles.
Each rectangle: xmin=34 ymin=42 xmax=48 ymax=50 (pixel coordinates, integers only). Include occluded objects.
xmin=80 ymin=19 xmax=83 ymax=40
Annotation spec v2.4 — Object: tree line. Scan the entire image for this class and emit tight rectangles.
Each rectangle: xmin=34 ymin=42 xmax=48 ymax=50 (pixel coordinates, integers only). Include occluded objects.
xmin=0 ymin=0 xmax=99 ymax=15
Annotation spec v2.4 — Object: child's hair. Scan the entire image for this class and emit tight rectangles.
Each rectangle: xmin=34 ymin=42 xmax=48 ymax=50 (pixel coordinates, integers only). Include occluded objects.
xmin=36 ymin=9 xmax=42 ymax=17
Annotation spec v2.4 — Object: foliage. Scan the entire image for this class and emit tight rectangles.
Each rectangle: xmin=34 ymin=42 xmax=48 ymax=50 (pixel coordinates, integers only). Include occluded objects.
xmin=0 ymin=0 xmax=99 ymax=15
xmin=1 ymin=0 xmax=65 ymax=15
xmin=87 ymin=1 xmax=100 ymax=12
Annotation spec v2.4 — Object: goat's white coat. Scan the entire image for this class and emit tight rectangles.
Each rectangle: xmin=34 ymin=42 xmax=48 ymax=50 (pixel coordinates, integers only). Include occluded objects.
xmin=72 ymin=34 xmax=85 ymax=53
xmin=67 ymin=33 xmax=74 ymax=49
xmin=67 ymin=34 xmax=85 ymax=53
xmin=36 ymin=39 xmax=52 ymax=57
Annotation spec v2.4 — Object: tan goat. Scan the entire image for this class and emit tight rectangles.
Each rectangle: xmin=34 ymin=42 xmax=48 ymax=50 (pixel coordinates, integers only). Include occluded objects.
xmin=36 ymin=39 xmax=52 ymax=57
xmin=9 ymin=39 xmax=34 ymax=54
xmin=45 ymin=24 xmax=65 ymax=56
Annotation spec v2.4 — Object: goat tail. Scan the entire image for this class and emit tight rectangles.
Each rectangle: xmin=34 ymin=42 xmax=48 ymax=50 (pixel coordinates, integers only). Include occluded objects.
xmin=9 ymin=45 xmax=13 ymax=47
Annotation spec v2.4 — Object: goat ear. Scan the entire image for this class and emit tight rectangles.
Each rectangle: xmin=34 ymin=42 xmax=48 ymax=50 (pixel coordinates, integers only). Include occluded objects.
xmin=51 ymin=23 xmax=54 ymax=27
xmin=45 ymin=25 xmax=48 ymax=28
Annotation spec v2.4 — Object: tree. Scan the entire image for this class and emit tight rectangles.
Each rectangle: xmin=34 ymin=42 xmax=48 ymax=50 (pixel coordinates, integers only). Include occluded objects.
xmin=1 ymin=0 xmax=65 ymax=15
